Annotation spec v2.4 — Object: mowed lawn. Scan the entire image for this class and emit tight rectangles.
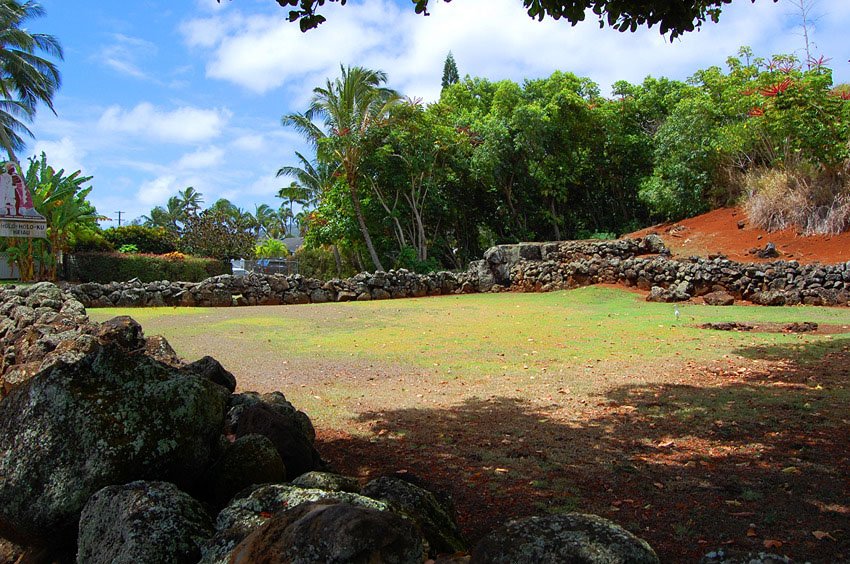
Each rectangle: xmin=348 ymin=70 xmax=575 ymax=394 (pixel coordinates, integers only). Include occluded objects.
xmin=89 ymin=287 xmax=850 ymax=562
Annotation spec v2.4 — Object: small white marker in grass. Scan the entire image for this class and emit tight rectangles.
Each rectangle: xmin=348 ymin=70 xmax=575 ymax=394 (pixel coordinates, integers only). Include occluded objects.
xmin=674 ymin=305 xmax=680 ymax=322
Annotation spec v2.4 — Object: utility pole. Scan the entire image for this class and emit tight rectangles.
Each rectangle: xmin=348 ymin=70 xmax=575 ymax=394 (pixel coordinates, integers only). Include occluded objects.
xmin=114 ymin=211 xmax=124 ymax=227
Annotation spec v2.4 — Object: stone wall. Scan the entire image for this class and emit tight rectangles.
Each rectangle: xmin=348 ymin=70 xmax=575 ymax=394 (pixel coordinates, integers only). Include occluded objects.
xmin=67 ymin=269 xmax=477 ymax=308
xmin=66 ymin=235 xmax=850 ymax=308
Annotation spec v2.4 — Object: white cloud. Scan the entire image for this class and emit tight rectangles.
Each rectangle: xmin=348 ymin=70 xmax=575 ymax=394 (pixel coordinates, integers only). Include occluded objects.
xmin=231 ymin=134 xmax=266 ymax=152
xmin=181 ymin=14 xmax=237 ymax=48
xmin=98 ymin=103 xmax=231 ymax=144
xmin=179 ymin=0 xmax=809 ymax=102
xmin=176 ymin=146 xmax=225 ymax=169
xmin=136 ymin=175 xmax=179 ymax=206
xmin=181 ymin=1 xmax=401 ymax=94
xmin=97 ymin=34 xmax=158 ymax=80
xmin=31 ymin=137 xmax=88 ymax=176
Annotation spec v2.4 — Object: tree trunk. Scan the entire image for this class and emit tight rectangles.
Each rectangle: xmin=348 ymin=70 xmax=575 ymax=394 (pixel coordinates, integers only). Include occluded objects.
xmin=332 ymin=244 xmax=343 ymax=277
xmin=349 ymin=180 xmax=385 ymax=272
xmin=550 ymin=199 xmax=561 ymax=241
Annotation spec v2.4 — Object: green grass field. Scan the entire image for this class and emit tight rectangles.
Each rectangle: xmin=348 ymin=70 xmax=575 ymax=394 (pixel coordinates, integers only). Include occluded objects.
xmin=89 ymin=286 xmax=850 ymax=426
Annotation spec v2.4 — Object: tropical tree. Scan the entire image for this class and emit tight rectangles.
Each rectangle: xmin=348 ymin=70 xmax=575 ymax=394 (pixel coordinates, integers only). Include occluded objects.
xmin=251 ymin=203 xmax=277 ymax=238
xmin=3 ymin=153 xmax=99 ymax=280
xmin=178 ymin=206 xmax=255 ymax=261
xmin=175 ymin=186 xmax=204 ymax=218
xmin=208 ymin=198 xmax=255 ymax=231
xmin=282 ymin=65 xmax=400 ymax=271
xmin=276 ymin=182 xmax=310 ymax=236
xmin=0 ymin=0 xmax=62 ymax=161
xmin=142 ymin=196 xmax=184 ymax=233
xmin=441 ymin=52 xmax=459 ymax=90
xmin=254 ymin=238 xmax=289 ymax=258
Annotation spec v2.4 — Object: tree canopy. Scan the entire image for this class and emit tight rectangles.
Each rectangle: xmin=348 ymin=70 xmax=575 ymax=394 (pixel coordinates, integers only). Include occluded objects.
xmin=220 ymin=0 xmax=775 ymax=37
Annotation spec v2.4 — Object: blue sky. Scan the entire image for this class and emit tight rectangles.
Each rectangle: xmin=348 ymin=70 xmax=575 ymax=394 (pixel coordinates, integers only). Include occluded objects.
xmin=25 ymin=0 xmax=850 ymax=226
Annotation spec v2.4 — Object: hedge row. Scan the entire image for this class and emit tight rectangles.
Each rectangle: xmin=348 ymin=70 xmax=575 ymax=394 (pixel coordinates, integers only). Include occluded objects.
xmin=67 ymin=252 xmax=230 ymax=283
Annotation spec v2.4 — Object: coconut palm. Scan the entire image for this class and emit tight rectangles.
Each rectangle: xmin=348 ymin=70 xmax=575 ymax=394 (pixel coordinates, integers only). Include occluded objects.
xmin=251 ymin=203 xmax=277 ymax=238
xmin=276 ymin=182 xmax=311 ymax=236
xmin=176 ymin=186 xmax=204 ymax=218
xmin=0 ymin=1 xmax=63 ymax=161
xmin=276 ymin=150 xmax=332 ymax=203
xmin=282 ymin=65 xmax=400 ymax=271
xmin=142 ymin=196 xmax=184 ymax=233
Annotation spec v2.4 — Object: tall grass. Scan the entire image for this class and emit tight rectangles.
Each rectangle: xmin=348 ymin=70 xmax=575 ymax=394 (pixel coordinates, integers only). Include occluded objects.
xmin=743 ymin=167 xmax=850 ymax=235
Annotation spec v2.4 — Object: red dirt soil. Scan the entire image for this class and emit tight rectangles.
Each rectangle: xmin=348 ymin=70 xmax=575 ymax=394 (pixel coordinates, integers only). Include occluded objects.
xmin=628 ymin=207 xmax=850 ymax=264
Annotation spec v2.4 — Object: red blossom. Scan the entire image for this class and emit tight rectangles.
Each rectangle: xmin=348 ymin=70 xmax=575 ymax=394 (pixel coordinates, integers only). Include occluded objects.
xmin=748 ymin=107 xmax=765 ymax=117
xmin=808 ymin=55 xmax=832 ymax=70
xmin=777 ymin=61 xmax=797 ymax=74
xmin=760 ymin=78 xmax=793 ymax=97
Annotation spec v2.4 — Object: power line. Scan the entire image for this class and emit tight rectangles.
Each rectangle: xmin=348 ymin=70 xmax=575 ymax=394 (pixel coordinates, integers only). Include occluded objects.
xmin=114 ymin=211 xmax=125 ymax=227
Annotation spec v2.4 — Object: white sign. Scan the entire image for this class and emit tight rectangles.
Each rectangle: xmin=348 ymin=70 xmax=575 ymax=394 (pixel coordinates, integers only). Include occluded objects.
xmin=0 ymin=162 xmax=46 ymax=238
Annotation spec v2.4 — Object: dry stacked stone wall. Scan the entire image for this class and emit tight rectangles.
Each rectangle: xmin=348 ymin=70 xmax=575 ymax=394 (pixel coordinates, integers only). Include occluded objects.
xmin=66 ymin=235 xmax=850 ymax=308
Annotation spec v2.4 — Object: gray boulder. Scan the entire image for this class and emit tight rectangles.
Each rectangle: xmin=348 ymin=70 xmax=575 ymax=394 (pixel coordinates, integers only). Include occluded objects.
xmin=180 ymin=355 xmax=237 ymax=393
xmin=470 ymin=513 xmax=659 ymax=564
xmin=750 ymin=290 xmax=787 ymax=306
xmin=291 ymin=471 xmax=360 ymax=493
xmin=0 ymin=337 xmax=229 ymax=546
xmin=203 ymin=434 xmax=287 ymax=507
xmin=76 ymin=481 xmax=214 ymax=564
xmin=227 ymin=394 xmax=320 ymax=479
xmin=362 ymin=476 xmax=466 ymax=556
xmin=228 ymin=501 xmax=426 ymax=564
xmin=201 ymin=484 xmax=390 ymax=564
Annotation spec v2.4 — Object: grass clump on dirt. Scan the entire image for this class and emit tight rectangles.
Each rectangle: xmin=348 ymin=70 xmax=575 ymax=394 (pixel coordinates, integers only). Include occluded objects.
xmin=90 ymin=286 xmax=850 ymax=563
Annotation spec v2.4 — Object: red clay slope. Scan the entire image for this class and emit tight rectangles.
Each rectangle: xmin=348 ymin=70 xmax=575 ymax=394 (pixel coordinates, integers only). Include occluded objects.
xmin=628 ymin=207 xmax=850 ymax=265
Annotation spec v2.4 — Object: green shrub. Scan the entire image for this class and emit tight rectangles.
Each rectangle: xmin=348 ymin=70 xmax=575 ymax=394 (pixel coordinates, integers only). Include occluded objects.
xmin=295 ymin=246 xmax=356 ymax=280
xmin=67 ymin=252 xmax=230 ymax=283
xmin=68 ymin=228 xmax=114 ymax=253
xmin=255 ymin=239 xmax=290 ymax=258
xmin=393 ymin=246 xmax=439 ymax=274
xmin=102 ymin=225 xmax=177 ymax=255
xmin=118 ymin=244 xmax=139 ymax=254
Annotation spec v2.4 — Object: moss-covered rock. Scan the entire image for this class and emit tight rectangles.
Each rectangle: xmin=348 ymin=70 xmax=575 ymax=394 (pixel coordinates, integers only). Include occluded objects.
xmin=362 ymin=476 xmax=466 ymax=557
xmin=291 ymin=471 xmax=360 ymax=493
xmin=228 ymin=501 xmax=426 ymax=564
xmin=204 ymin=434 xmax=287 ymax=507
xmin=470 ymin=513 xmax=659 ymax=564
xmin=0 ymin=339 xmax=229 ymax=547
xmin=76 ymin=480 xmax=214 ymax=564
xmin=226 ymin=393 xmax=320 ymax=479
xmin=201 ymin=484 xmax=390 ymax=563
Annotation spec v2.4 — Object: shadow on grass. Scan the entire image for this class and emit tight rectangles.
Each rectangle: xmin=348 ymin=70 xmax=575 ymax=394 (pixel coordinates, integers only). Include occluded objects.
xmin=316 ymin=341 xmax=850 ymax=563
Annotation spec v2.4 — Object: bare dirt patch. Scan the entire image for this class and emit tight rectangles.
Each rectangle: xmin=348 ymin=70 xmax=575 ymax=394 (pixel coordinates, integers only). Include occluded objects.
xmin=629 ymin=207 xmax=850 ymax=264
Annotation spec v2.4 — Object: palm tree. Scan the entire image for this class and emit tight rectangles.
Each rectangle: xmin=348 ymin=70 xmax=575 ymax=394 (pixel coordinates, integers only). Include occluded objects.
xmin=276 ymin=150 xmax=331 ymax=204
xmin=0 ymin=1 xmax=62 ymax=161
xmin=142 ymin=196 xmax=184 ymax=233
xmin=251 ymin=203 xmax=277 ymax=238
xmin=276 ymin=182 xmax=310 ymax=236
xmin=282 ymin=65 xmax=400 ymax=271
xmin=176 ymin=186 xmax=204 ymax=218
xmin=209 ymin=198 xmax=254 ymax=231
